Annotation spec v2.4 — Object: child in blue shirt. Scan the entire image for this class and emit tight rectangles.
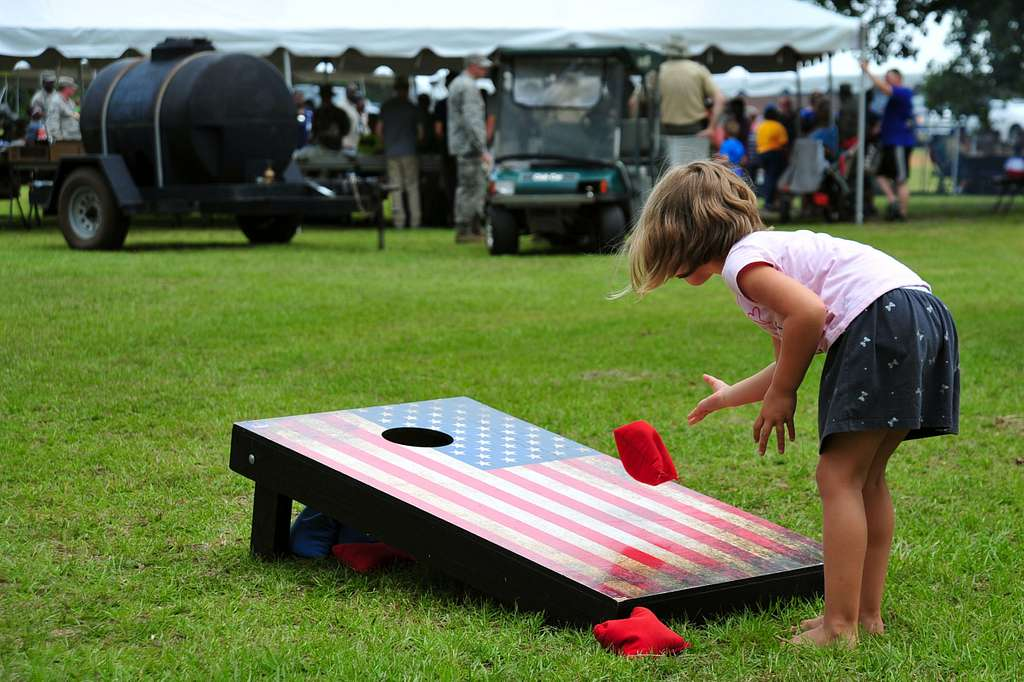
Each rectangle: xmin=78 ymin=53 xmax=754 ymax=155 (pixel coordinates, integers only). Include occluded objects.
xmin=719 ymin=120 xmax=746 ymax=177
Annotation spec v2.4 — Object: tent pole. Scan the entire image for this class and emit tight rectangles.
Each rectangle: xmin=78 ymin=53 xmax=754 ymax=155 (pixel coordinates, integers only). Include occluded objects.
xmin=855 ymin=25 xmax=867 ymax=225
xmin=283 ymin=51 xmax=293 ymax=88
xmin=827 ymin=52 xmax=835 ymax=114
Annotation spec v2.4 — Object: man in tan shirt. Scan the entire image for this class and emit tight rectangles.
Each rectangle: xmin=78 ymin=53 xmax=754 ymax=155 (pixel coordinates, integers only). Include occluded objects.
xmin=654 ymin=55 xmax=725 ymax=168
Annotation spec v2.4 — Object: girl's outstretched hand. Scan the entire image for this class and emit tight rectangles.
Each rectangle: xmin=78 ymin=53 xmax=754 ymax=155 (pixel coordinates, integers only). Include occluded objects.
xmin=687 ymin=374 xmax=732 ymax=425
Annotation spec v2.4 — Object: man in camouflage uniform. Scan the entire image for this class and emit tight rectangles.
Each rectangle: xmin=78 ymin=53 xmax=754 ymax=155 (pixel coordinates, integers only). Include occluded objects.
xmin=46 ymin=76 xmax=81 ymax=142
xmin=446 ymin=54 xmax=492 ymax=243
xmin=30 ymin=71 xmax=56 ymax=119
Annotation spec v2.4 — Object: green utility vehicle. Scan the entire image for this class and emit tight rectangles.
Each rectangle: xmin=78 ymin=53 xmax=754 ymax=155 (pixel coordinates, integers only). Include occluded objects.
xmin=486 ymin=47 xmax=664 ymax=254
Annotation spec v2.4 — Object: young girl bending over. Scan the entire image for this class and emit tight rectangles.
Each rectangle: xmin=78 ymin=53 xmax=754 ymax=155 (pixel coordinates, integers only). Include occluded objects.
xmin=620 ymin=161 xmax=959 ymax=646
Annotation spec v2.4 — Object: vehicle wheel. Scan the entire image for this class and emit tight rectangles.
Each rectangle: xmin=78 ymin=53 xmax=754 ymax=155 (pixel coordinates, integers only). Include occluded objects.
xmin=238 ymin=215 xmax=299 ymax=244
xmin=1010 ymin=124 xmax=1022 ymax=146
xmin=486 ymin=206 xmax=519 ymax=255
xmin=596 ymin=204 xmax=627 ymax=253
xmin=58 ymin=167 xmax=129 ymax=250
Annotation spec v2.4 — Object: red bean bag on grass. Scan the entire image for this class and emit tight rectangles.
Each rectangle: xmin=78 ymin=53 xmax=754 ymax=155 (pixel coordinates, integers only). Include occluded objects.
xmin=593 ymin=606 xmax=691 ymax=656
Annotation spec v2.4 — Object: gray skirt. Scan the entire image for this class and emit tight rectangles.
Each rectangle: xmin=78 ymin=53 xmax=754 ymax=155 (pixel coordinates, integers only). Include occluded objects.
xmin=818 ymin=287 xmax=960 ymax=450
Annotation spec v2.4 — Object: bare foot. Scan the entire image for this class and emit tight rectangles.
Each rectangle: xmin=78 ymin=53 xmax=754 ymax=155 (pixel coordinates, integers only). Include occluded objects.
xmin=787 ymin=624 xmax=857 ymax=647
xmin=790 ymin=615 xmax=824 ymax=633
xmin=858 ymin=615 xmax=885 ymax=635
xmin=791 ymin=614 xmax=885 ymax=635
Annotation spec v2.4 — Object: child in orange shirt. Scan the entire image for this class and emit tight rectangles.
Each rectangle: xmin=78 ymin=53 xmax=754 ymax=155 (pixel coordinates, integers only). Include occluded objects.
xmin=755 ymin=105 xmax=789 ymax=209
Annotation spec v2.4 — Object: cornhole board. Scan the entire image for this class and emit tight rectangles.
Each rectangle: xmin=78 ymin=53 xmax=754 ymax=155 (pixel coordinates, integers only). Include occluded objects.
xmin=230 ymin=397 xmax=823 ymax=623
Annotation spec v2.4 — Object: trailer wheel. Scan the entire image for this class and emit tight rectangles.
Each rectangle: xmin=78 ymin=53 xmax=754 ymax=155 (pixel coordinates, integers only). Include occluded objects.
xmin=487 ymin=206 xmax=519 ymax=255
xmin=238 ymin=215 xmax=299 ymax=244
xmin=58 ymin=167 xmax=129 ymax=250
xmin=596 ymin=204 xmax=626 ymax=253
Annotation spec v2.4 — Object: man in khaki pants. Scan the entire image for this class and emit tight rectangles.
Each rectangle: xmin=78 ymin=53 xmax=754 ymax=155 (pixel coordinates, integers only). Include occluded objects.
xmin=652 ymin=44 xmax=724 ymax=170
xmin=377 ymin=76 xmax=422 ymax=228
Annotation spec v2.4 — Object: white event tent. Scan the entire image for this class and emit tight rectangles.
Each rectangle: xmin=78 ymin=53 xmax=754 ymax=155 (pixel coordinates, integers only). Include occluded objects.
xmin=1 ymin=0 xmax=860 ymax=74
xmin=0 ymin=0 xmax=871 ymax=220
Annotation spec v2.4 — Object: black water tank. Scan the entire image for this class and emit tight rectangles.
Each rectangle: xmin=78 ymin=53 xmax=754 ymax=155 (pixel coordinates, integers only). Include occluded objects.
xmin=81 ymin=38 xmax=295 ymax=187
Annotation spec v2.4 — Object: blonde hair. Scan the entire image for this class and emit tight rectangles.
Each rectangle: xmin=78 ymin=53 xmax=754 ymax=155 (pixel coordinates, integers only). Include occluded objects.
xmin=617 ymin=160 xmax=765 ymax=297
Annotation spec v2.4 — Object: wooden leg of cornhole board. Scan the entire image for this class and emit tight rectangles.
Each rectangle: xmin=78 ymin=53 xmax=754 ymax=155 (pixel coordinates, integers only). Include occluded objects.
xmin=250 ymin=483 xmax=292 ymax=559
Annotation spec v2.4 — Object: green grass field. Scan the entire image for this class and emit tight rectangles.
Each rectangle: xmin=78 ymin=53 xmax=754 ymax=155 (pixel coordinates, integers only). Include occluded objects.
xmin=1 ymin=197 xmax=1022 ymax=680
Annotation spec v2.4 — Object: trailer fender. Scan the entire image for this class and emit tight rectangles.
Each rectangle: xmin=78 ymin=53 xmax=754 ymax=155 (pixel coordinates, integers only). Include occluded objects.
xmin=46 ymin=155 xmax=142 ymax=215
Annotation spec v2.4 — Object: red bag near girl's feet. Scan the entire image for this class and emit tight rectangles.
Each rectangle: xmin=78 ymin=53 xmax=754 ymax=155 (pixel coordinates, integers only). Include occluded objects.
xmin=593 ymin=607 xmax=691 ymax=656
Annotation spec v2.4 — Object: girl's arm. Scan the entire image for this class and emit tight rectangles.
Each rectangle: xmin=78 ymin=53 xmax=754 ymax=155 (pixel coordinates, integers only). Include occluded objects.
xmin=737 ymin=264 xmax=826 ymax=455
xmin=687 ymin=337 xmax=781 ymax=425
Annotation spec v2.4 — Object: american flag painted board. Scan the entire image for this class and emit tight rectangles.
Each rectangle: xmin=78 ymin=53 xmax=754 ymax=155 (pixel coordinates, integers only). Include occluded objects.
xmin=231 ymin=397 xmax=823 ymax=622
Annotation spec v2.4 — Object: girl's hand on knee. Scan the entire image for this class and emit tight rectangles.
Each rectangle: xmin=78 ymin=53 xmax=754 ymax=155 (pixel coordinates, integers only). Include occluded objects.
xmin=753 ymin=386 xmax=797 ymax=455
xmin=687 ymin=374 xmax=732 ymax=425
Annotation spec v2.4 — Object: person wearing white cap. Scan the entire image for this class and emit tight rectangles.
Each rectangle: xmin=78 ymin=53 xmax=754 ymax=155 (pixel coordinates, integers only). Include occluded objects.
xmin=46 ymin=76 xmax=81 ymax=142
xmin=447 ymin=53 xmax=492 ymax=243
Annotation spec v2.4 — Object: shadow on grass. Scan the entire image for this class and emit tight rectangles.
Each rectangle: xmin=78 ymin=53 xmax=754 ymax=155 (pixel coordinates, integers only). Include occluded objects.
xmin=223 ymin=543 xmax=525 ymax=621
xmin=121 ymin=242 xmax=253 ymax=252
xmin=33 ymin=239 xmax=387 ymax=254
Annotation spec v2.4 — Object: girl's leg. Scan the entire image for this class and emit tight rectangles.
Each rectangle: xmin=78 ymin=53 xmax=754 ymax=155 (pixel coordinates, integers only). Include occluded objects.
xmin=794 ymin=429 xmax=908 ymax=635
xmin=794 ymin=428 xmax=909 ymax=634
xmin=859 ymin=429 xmax=908 ymax=632
xmin=790 ymin=429 xmax=887 ymax=646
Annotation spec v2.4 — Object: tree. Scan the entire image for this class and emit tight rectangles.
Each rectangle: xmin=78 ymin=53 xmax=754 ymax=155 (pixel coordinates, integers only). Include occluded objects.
xmin=812 ymin=0 xmax=1024 ymax=118
xmin=810 ymin=1 xmax=945 ymax=61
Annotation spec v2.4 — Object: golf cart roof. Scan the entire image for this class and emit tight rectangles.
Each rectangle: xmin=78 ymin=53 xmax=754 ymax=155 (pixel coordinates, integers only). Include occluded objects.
xmin=495 ymin=46 xmax=664 ymax=73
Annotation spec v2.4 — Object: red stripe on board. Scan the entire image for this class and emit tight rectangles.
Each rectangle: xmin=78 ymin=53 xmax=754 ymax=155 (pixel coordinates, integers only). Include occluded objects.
xmin=338 ymin=426 xmax=704 ymax=590
xmin=311 ymin=421 xmax=689 ymax=591
xmin=586 ymin=455 xmax=820 ymax=550
xmin=545 ymin=457 xmax=813 ymax=563
xmin=263 ymin=426 xmax=633 ymax=599
xmin=322 ymin=412 xmax=793 ymax=576
xmin=311 ymin=418 xmax=706 ymax=574
xmin=493 ymin=466 xmax=756 ymax=580
xmin=567 ymin=457 xmax=821 ymax=561
xmin=285 ymin=421 xmax=665 ymax=594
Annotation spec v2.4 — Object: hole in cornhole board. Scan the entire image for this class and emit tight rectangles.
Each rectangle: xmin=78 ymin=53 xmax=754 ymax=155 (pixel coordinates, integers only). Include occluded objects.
xmin=381 ymin=427 xmax=454 ymax=448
